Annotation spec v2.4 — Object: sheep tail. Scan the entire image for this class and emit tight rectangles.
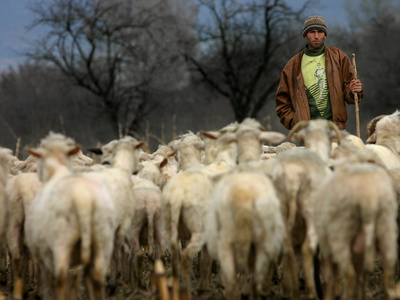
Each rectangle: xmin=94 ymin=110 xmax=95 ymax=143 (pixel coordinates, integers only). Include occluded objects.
xmin=363 ymin=222 xmax=376 ymax=272
xmin=287 ymin=184 xmax=298 ymax=232
xmin=147 ymin=210 xmax=156 ymax=260
xmin=232 ymin=198 xmax=253 ymax=273
xmin=73 ymin=184 xmax=93 ymax=266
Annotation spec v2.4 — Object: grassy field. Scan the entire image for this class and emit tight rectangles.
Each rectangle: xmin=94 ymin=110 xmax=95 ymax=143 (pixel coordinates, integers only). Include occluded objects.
xmin=0 ymin=253 xmax=394 ymax=300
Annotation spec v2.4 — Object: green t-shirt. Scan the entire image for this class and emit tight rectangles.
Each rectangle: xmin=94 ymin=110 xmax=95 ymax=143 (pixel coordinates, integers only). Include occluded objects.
xmin=301 ymin=46 xmax=332 ymax=121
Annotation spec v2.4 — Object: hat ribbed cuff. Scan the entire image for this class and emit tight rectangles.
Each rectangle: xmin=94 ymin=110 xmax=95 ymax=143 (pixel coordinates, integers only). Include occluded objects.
xmin=302 ymin=25 xmax=327 ymax=37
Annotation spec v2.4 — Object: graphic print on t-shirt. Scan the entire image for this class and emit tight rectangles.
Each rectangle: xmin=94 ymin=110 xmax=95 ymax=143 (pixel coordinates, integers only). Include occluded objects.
xmin=301 ymin=54 xmax=330 ymax=117
xmin=309 ymin=63 xmax=329 ymax=115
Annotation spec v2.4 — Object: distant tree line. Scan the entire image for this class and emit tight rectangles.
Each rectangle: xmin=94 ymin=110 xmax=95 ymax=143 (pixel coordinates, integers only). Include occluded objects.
xmin=1 ymin=0 xmax=400 ymax=156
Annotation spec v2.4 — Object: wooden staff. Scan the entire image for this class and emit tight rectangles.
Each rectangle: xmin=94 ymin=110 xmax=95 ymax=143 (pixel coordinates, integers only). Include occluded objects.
xmin=352 ymin=53 xmax=361 ymax=137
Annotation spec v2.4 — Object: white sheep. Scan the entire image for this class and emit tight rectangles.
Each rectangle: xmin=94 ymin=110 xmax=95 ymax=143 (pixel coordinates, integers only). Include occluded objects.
xmin=161 ymin=131 xmax=214 ymax=298
xmin=129 ymin=178 xmax=165 ymax=289
xmin=268 ymin=147 xmax=331 ymax=299
xmin=0 ymin=147 xmax=13 ymax=280
xmin=81 ymin=136 xmax=144 ymax=285
xmin=137 ymin=157 xmax=168 ymax=189
xmin=0 ymin=147 xmax=13 ymax=239
xmin=313 ymin=160 xmax=398 ymax=300
xmin=202 ymin=119 xmax=286 ymax=298
xmin=205 ymin=169 xmax=285 ymax=299
xmin=200 ymin=124 xmax=239 ymax=180
xmin=24 ymin=132 xmax=117 ymax=300
xmin=126 ymin=157 xmax=168 ymax=288
xmin=6 ymin=171 xmax=42 ymax=299
xmin=5 ymin=146 xmax=94 ymax=299
xmin=235 ymin=118 xmax=286 ymax=167
xmin=364 ymin=110 xmax=400 ymax=169
xmin=286 ymin=119 xmax=341 ymax=165
xmin=10 ymin=154 xmax=38 ymax=174
xmin=150 ymin=144 xmax=178 ymax=188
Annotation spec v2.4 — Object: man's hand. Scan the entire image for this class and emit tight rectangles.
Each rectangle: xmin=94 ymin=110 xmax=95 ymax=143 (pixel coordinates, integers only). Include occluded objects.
xmin=350 ymin=79 xmax=362 ymax=94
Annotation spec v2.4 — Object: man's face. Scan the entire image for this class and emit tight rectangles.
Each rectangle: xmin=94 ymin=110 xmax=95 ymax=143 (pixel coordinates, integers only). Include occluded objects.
xmin=304 ymin=29 xmax=326 ymax=49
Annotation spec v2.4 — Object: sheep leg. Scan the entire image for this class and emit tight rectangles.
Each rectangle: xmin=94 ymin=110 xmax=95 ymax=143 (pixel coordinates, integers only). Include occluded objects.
xmin=169 ymin=240 xmax=180 ymax=280
xmin=281 ymin=235 xmax=300 ymax=300
xmin=84 ymin=262 xmax=106 ymax=300
xmin=357 ymin=272 xmax=366 ymax=300
xmin=7 ymin=222 xmax=25 ymax=299
xmin=0 ymin=246 xmax=8 ymax=285
xmin=155 ymin=221 xmax=166 ymax=263
xmin=10 ymin=253 xmax=23 ymax=300
xmin=380 ymin=247 xmax=398 ymax=300
xmin=350 ymin=250 xmax=365 ymax=300
xmin=128 ymin=234 xmax=141 ymax=288
xmin=108 ymin=245 xmax=122 ymax=290
xmin=130 ymin=214 xmax=147 ymax=288
xmin=30 ymin=258 xmax=43 ymax=299
xmin=253 ymin=248 xmax=273 ymax=299
xmin=137 ymin=249 xmax=147 ymax=289
xmin=218 ymin=240 xmax=239 ymax=300
xmin=375 ymin=220 xmax=398 ymax=300
xmin=91 ymin=232 xmax=114 ymax=300
xmin=341 ymin=257 xmax=356 ymax=300
xmin=68 ymin=266 xmax=82 ymax=300
xmin=129 ymin=244 xmax=140 ymax=287
xmin=40 ymin=264 xmax=54 ymax=300
xmin=147 ymin=212 xmax=156 ymax=260
xmin=321 ymin=257 xmax=338 ymax=300
xmin=181 ymin=232 xmax=204 ymax=298
xmin=198 ymin=245 xmax=212 ymax=291
xmin=119 ymin=243 xmax=131 ymax=284
xmin=302 ymin=234 xmax=318 ymax=299
xmin=54 ymin=248 xmax=71 ymax=300
xmin=164 ymin=202 xmax=181 ymax=282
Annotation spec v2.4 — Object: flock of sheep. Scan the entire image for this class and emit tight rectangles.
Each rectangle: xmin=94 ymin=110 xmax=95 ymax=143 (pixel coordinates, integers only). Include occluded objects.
xmin=1 ymin=110 xmax=400 ymax=300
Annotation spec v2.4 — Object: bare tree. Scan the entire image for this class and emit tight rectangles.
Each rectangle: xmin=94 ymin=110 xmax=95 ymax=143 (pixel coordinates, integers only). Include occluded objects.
xmin=345 ymin=0 xmax=400 ymax=31
xmin=0 ymin=64 xmax=103 ymax=155
xmin=185 ymin=0 xmax=312 ymax=122
xmin=344 ymin=0 xmax=400 ymax=121
xmin=25 ymin=0 xmax=196 ymax=137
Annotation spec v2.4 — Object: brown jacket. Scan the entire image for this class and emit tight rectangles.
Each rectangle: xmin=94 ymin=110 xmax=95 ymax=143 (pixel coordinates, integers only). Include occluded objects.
xmin=275 ymin=46 xmax=363 ymax=130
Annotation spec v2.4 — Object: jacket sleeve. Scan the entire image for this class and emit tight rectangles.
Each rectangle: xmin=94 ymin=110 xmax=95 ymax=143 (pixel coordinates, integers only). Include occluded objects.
xmin=342 ymin=53 xmax=364 ymax=104
xmin=275 ymin=68 xmax=295 ymax=130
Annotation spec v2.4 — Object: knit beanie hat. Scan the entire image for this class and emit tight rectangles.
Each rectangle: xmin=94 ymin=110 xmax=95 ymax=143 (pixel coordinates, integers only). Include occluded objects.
xmin=302 ymin=16 xmax=328 ymax=37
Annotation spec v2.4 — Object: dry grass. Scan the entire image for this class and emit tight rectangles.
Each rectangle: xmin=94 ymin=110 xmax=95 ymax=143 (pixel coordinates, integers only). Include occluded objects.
xmin=0 ymin=251 xmax=396 ymax=299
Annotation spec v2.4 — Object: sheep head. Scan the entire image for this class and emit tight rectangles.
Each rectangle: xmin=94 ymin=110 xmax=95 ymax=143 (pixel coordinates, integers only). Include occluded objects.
xmin=26 ymin=132 xmax=80 ymax=182
xmin=366 ymin=114 xmax=387 ymax=144
xmin=371 ymin=110 xmax=400 ymax=152
xmin=287 ymin=120 xmax=341 ymax=163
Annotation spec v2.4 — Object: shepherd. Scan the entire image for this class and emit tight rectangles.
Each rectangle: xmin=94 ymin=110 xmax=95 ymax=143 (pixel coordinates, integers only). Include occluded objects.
xmin=275 ymin=16 xmax=363 ymax=132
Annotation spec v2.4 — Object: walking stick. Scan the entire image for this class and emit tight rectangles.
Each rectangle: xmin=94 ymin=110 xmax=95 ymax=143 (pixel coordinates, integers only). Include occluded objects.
xmin=352 ymin=53 xmax=361 ymax=137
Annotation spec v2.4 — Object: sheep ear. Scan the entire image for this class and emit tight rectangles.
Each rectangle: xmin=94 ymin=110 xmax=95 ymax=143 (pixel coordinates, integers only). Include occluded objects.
xmin=366 ymin=132 xmax=377 ymax=144
xmin=259 ymin=131 xmax=286 ymax=144
xmin=168 ymin=150 xmax=177 ymax=158
xmin=135 ymin=142 xmax=145 ymax=149
xmin=87 ymin=148 xmax=103 ymax=155
xmin=289 ymin=131 xmax=306 ymax=144
xmin=159 ymin=158 xmax=168 ymax=168
xmin=201 ymin=130 xmax=220 ymax=140
xmin=26 ymin=147 xmax=43 ymax=158
xmin=68 ymin=146 xmax=81 ymax=156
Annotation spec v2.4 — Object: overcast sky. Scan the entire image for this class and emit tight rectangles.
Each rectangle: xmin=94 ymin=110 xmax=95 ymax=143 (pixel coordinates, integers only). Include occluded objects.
xmin=0 ymin=0 xmax=348 ymax=72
